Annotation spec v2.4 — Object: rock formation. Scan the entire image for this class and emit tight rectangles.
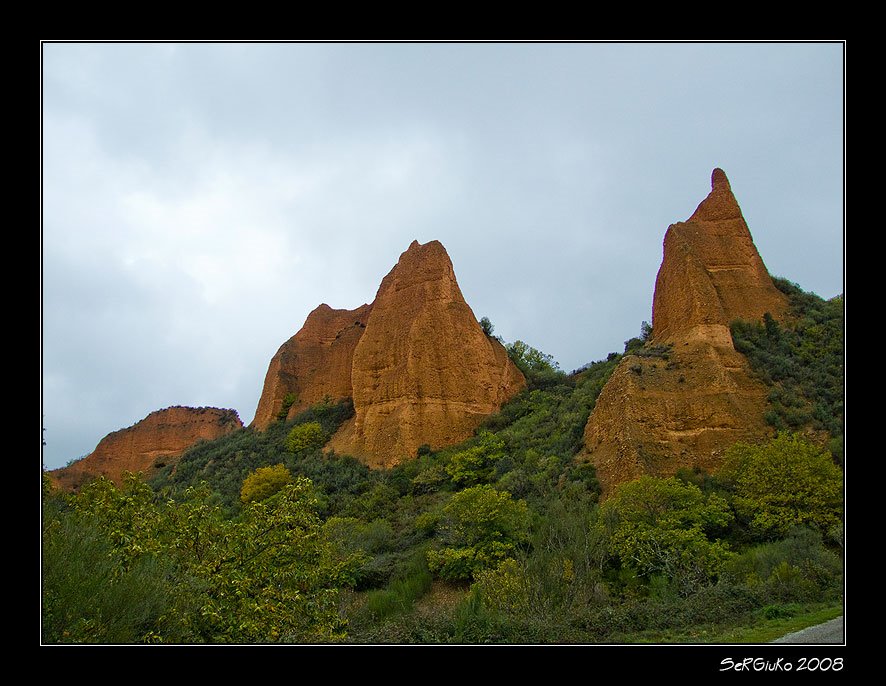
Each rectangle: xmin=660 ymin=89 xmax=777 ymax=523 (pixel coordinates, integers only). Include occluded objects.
xmin=253 ymin=240 xmax=526 ymax=467
xmin=329 ymin=240 xmax=526 ymax=467
xmin=580 ymin=169 xmax=789 ymax=495
xmin=251 ymin=303 xmax=373 ymax=429
xmin=48 ymin=406 xmax=243 ymax=492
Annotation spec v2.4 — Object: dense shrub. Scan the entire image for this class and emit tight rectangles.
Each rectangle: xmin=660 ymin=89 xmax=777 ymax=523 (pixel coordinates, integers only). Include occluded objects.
xmin=240 ymin=463 xmax=293 ymax=503
xmin=427 ymin=486 xmax=530 ymax=581
xmin=721 ymin=434 xmax=843 ymax=540
xmin=285 ymin=422 xmax=326 ymax=454
xmin=731 ymin=280 xmax=843 ymax=453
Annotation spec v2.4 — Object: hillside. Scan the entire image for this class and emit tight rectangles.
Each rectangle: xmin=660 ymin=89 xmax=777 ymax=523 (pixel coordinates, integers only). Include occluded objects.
xmin=42 ymin=168 xmax=844 ymax=645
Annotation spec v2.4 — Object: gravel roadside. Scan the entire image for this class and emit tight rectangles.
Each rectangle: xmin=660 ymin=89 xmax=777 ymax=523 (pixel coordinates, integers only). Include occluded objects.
xmin=770 ymin=616 xmax=844 ymax=644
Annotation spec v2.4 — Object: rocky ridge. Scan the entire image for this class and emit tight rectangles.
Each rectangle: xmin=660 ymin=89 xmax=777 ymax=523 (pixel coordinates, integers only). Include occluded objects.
xmin=580 ymin=169 xmax=789 ymax=494
xmin=251 ymin=303 xmax=373 ymax=429
xmin=255 ymin=240 xmax=526 ymax=468
xmin=48 ymin=406 xmax=243 ymax=491
xmin=327 ymin=240 xmax=525 ymax=467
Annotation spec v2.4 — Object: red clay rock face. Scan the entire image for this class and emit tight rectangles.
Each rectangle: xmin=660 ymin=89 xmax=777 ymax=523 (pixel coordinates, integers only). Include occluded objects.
xmin=253 ymin=239 xmax=526 ymax=468
xmin=328 ymin=240 xmax=525 ymax=467
xmin=581 ymin=169 xmax=789 ymax=495
xmin=251 ymin=303 xmax=373 ymax=430
xmin=48 ymin=406 xmax=243 ymax=492
xmin=652 ymin=168 xmax=789 ymax=347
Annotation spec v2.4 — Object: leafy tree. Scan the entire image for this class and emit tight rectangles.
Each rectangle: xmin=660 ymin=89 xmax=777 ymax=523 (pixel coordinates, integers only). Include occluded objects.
xmin=506 ymin=340 xmax=560 ymax=375
xmin=285 ymin=421 xmax=326 ymax=454
xmin=446 ymin=431 xmax=506 ymax=486
xmin=240 ymin=463 xmax=293 ymax=504
xmin=42 ymin=481 xmax=174 ymax=643
xmin=479 ymin=316 xmax=494 ymax=336
xmin=427 ymin=485 xmax=530 ymax=581
xmin=46 ymin=473 xmax=361 ymax=643
xmin=277 ymin=392 xmax=298 ymax=421
xmin=599 ymin=476 xmax=734 ymax=595
xmin=720 ymin=433 xmax=843 ymax=540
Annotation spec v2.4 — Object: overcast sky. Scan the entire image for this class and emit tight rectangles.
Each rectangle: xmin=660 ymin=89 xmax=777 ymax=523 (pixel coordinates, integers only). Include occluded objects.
xmin=41 ymin=41 xmax=845 ymax=470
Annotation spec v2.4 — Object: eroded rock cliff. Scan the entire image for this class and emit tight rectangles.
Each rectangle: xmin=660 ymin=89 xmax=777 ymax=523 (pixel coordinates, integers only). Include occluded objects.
xmin=253 ymin=240 xmax=525 ymax=467
xmin=328 ymin=240 xmax=525 ymax=467
xmin=251 ymin=303 xmax=373 ymax=430
xmin=581 ymin=169 xmax=789 ymax=494
xmin=49 ymin=406 xmax=243 ymax=492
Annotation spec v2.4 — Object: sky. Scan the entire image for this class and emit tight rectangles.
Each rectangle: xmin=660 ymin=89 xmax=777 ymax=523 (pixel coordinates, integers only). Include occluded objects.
xmin=40 ymin=41 xmax=845 ymax=471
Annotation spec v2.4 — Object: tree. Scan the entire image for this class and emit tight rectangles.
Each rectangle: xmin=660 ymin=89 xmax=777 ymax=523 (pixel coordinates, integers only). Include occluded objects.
xmin=277 ymin=393 xmax=298 ymax=421
xmin=479 ymin=316 xmax=494 ymax=337
xmin=599 ymin=476 xmax=733 ymax=595
xmin=427 ymin=485 xmax=530 ymax=581
xmin=240 ymin=463 xmax=293 ymax=504
xmin=721 ymin=433 xmax=843 ymax=540
xmin=640 ymin=320 xmax=653 ymax=342
xmin=506 ymin=340 xmax=559 ymax=374
xmin=285 ymin=421 xmax=326 ymax=453
xmin=45 ymin=473 xmax=361 ymax=643
xmin=446 ymin=431 xmax=506 ymax=486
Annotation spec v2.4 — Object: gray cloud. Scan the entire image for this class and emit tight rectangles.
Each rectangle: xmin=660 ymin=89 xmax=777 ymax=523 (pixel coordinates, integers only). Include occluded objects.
xmin=41 ymin=41 xmax=844 ymax=470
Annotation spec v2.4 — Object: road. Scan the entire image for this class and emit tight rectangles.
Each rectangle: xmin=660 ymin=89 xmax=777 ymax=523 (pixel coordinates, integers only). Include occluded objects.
xmin=770 ymin=616 xmax=843 ymax=644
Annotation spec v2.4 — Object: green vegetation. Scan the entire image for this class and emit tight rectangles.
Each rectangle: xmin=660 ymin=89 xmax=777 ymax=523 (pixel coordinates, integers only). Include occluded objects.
xmin=599 ymin=476 xmax=734 ymax=596
xmin=43 ymin=473 xmax=360 ymax=643
xmin=149 ymin=398 xmax=356 ymax=514
xmin=720 ymin=434 xmax=843 ymax=541
xmin=505 ymin=339 xmax=563 ymax=389
xmin=277 ymin=392 xmax=297 ymax=420
xmin=240 ymin=463 xmax=293 ymax=503
xmin=44 ymin=282 xmax=843 ymax=643
xmin=285 ymin=421 xmax=326 ymax=453
xmin=731 ymin=279 xmax=844 ymax=460
xmin=426 ymin=485 xmax=530 ymax=581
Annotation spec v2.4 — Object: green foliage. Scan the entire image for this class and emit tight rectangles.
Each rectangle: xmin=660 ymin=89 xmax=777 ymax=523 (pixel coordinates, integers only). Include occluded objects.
xmin=479 ymin=316 xmax=494 ymax=336
xmin=471 ymin=558 xmax=531 ymax=615
xmin=505 ymin=340 xmax=564 ymax=389
xmin=721 ymin=434 xmax=843 ymax=540
xmin=357 ymin=553 xmax=434 ymax=622
xmin=600 ymin=476 xmax=734 ymax=595
xmin=730 ymin=281 xmax=843 ymax=450
xmin=44 ymin=474 xmax=361 ymax=643
xmin=427 ymin=486 xmax=530 ymax=581
xmin=42 ymin=489 xmax=173 ymax=643
xmin=240 ymin=463 xmax=293 ymax=504
xmin=277 ymin=393 xmax=298 ymax=421
xmin=285 ymin=421 xmax=326 ymax=454
xmin=150 ymin=398 xmax=355 ymax=514
xmin=472 ymin=492 xmax=606 ymax=618
xmin=445 ymin=431 xmax=506 ymax=486
xmin=722 ymin=527 xmax=843 ymax=603
xmin=469 ymin=355 xmax=618 ymax=501
xmin=624 ymin=321 xmax=655 ymax=354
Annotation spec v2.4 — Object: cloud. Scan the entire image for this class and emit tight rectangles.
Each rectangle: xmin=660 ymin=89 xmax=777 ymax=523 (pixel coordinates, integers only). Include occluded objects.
xmin=41 ymin=42 xmax=844 ymax=469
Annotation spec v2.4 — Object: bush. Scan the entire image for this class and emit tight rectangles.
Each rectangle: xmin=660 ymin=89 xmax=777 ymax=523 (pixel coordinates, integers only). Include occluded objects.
xmin=427 ymin=486 xmax=530 ymax=581
xmin=722 ymin=527 xmax=843 ymax=603
xmin=599 ymin=476 xmax=734 ymax=595
xmin=285 ymin=422 xmax=326 ymax=454
xmin=42 ymin=504 xmax=173 ymax=643
xmin=240 ymin=464 xmax=293 ymax=504
xmin=721 ymin=434 xmax=843 ymax=540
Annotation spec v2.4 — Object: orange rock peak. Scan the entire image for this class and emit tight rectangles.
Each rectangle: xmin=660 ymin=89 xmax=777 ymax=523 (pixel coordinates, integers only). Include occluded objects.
xmin=581 ymin=168 xmax=788 ymax=495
